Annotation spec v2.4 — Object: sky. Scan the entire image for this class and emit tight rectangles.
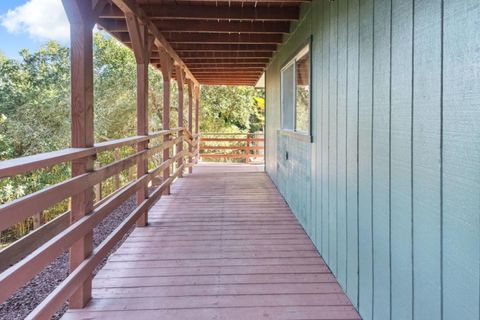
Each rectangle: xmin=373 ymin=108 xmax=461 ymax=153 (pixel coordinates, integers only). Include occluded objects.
xmin=0 ymin=0 xmax=70 ymax=59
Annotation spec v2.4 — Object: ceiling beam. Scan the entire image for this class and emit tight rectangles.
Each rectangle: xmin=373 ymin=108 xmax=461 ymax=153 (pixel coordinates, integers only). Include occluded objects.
xmin=181 ymin=58 xmax=271 ymax=64
xmin=192 ymin=68 xmax=264 ymax=75
xmin=164 ymin=33 xmax=283 ymax=44
xmin=98 ymin=19 xmax=289 ymax=34
xmin=100 ymin=4 xmax=300 ymax=21
xmin=171 ymin=43 xmax=277 ymax=52
xmin=158 ymin=0 xmax=310 ymax=2
xmin=154 ymin=20 xmax=290 ymax=34
xmin=185 ymin=63 xmax=267 ymax=68
xmin=178 ymin=52 xmax=272 ymax=58
xmin=110 ymin=0 xmax=199 ymax=86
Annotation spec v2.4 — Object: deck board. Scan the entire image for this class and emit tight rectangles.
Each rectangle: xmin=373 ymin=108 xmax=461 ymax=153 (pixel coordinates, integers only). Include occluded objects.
xmin=62 ymin=163 xmax=360 ymax=320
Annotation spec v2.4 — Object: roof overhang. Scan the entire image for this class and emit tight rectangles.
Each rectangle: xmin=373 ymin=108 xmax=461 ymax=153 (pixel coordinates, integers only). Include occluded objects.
xmin=98 ymin=0 xmax=309 ymax=86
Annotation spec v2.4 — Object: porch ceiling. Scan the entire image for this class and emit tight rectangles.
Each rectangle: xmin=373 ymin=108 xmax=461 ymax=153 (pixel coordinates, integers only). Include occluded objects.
xmin=98 ymin=0 xmax=308 ymax=86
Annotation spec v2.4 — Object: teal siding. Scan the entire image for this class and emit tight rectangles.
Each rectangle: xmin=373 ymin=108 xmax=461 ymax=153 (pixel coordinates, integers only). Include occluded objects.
xmin=442 ymin=0 xmax=480 ymax=319
xmin=390 ymin=0 xmax=414 ymax=319
xmin=265 ymin=1 xmax=480 ymax=320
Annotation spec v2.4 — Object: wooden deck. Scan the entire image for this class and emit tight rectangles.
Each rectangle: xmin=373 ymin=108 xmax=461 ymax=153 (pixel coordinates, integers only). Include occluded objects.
xmin=62 ymin=163 xmax=360 ymax=320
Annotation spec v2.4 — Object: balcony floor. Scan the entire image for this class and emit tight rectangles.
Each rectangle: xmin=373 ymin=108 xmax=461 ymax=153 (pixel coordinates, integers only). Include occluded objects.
xmin=62 ymin=163 xmax=360 ymax=320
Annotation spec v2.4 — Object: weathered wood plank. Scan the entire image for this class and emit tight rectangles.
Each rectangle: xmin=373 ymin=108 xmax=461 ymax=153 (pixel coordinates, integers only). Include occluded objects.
xmin=60 ymin=164 xmax=360 ymax=320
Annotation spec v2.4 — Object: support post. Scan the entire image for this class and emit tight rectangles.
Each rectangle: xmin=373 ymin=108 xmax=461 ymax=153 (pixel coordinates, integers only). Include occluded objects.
xmin=195 ymin=85 xmax=200 ymax=164
xmin=187 ymin=80 xmax=193 ymax=173
xmin=62 ymin=0 xmax=107 ymax=308
xmin=176 ymin=65 xmax=185 ymax=177
xmin=159 ymin=49 xmax=173 ymax=194
xmin=126 ymin=12 xmax=154 ymax=227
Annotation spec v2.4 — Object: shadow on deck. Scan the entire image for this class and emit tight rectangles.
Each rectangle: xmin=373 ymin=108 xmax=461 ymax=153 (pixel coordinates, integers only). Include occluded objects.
xmin=62 ymin=163 xmax=360 ymax=320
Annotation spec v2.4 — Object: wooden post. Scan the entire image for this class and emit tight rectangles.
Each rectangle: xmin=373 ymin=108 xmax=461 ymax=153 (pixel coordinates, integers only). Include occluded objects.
xmin=32 ymin=212 xmax=42 ymax=230
xmin=62 ymin=0 xmax=107 ymax=308
xmin=187 ymin=80 xmax=193 ymax=173
xmin=195 ymin=85 xmax=200 ymax=164
xmin=176 ymin=65 xmax=185 ymax=177
xmin=246 ymin=133 xmax=251 ymax=164
xmin=126 ymin=12 xmax=154 ymax=227
xmin=159 ymin=49 xmax=173 ymax=194
xmin=113 ymin=149 xmax=120 ymax=190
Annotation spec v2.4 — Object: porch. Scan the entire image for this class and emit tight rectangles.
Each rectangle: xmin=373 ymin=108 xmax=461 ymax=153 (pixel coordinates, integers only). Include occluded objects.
xmin=62 ymin=163 xmax=359 ymax=320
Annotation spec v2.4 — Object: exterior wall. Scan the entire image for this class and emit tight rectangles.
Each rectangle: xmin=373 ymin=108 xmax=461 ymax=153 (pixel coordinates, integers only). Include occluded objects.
xmin=265 ymin=1 xmax=480 ymax=320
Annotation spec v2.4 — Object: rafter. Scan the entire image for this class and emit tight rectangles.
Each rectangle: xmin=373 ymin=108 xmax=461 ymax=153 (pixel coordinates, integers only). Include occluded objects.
xmin=101 ymin=4 xmax=299 ymax=21
xmin=178 ymin=52 xmax=273 ymax=59
xmin=110 ymin=0 xmax=199 ymax=86
xmin=171 ymin=44 xmax=277 ymax=52
xmin=164 ymin=33 xmax=283 ymax=44
xmin=99 ymin=19 xmax=289 ymax=34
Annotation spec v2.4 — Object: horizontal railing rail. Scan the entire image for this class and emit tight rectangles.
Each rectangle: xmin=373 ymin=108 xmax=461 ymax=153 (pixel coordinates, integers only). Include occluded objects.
xmin=200 ymin=132 xmax=264 ymax=163
xmin=0 ymin=127 xmax=199 ymax=318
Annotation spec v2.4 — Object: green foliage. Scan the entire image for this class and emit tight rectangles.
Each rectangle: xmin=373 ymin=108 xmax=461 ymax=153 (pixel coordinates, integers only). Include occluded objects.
xmin=200 ymin=85 xmax=265 ymax=133
xmin=0 ymin=32 xmax=264 ymax=245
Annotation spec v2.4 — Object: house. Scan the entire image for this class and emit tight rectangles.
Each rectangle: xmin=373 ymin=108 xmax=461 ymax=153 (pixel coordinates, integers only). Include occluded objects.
xmin=0 ymin=1 xmax=478 ymax=319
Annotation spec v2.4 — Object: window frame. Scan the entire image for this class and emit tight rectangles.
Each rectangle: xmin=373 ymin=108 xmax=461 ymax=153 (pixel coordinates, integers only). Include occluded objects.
xmin=280 ymin=42 xmax=312 ymax=141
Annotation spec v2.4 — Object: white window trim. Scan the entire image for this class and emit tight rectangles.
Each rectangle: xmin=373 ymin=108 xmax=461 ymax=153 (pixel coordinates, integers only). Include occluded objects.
xmin=280 ymin=44 xmax=311 ymax=136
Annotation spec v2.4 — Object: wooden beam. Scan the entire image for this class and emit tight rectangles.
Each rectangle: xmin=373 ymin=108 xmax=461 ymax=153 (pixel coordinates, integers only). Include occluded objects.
xmin=190 ymin=68 xmax=265 ymax=73
xmin=189 ymin=63 xmax=265 ymax=73
xmin=126 ymin=12 xmax=153 ymax=227
xmin=171 ymin=43 xmax=277 ymax=52
xmin=165 ymin=33 xmax=283 ymax=44
xmin=62 ymin=0 xmax=96 ymax=309
xmin=110 ymin=0 xmax=199 ymax=86
xmin=101 ymin=4 xmax=299 ymax=21
xmin=158 ymin=49 xmax=173 ymax=195
xmin=155 ymin=20 xmax=290 ymax=34
xmin=179 ymin=52 xmax=272 ymax=59
xmin=175 ymin=65 xmax=185 ymax=177
xmin=99 ymin=19 xmax=289 ymax=34
xmin=195 ymin=86 xmax=200 ymax=135
xmin=174 ymin=0 xmax=310 ymax=2
xmin=187 ymin=80 xmax=193 ymax=174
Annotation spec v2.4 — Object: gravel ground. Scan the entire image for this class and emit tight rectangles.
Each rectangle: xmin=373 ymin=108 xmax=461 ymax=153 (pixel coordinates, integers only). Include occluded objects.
xmin=0 ymin=194 xmax=139 ymax=320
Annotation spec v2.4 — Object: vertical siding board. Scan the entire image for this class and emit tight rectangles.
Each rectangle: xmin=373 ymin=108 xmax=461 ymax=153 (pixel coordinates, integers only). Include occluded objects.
xmin=412 ymin=0 xmax=442 ymax=319
xmin=358 ymin=0 xmax=374 ymax=318
xmin=346 ymin=0 xmax=360 ymax=307
xmin=313 ymin=0 xmax=323 ymax=250
xmin=442 ymin=0 xmax=480 ymax=319
xmin=390 ymin=0 xmax=413 ymax=318
xmin=336 ymin=0 xmax=349 ymax=289
xmin=372 ymin=0 xmax=392 ymax=319
xmin=328 ymin=0 xmax=339 ymax=273
xmin=321 ymin=0 xmax=331 ymax=262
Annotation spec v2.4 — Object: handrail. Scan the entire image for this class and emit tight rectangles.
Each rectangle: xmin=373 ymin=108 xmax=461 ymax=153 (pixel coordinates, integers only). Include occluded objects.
xmin=0 ymin=128 xmax=182 ymax=179
xmin=200 ymin=132 xmax=264 ymax=163
xmin=0 ymin=127 xmax=199 ymax=317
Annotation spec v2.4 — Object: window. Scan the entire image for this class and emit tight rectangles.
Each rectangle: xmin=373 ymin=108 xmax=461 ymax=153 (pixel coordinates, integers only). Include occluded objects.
xmin=281 ymin=45 xmax=311 ymax=135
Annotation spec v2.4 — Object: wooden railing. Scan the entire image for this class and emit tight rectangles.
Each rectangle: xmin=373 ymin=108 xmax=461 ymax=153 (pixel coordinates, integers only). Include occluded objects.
xmin=0 ymin=127 xmax=198 ymax=319
xmin=200 ymin=132 xmax=264 ymax=163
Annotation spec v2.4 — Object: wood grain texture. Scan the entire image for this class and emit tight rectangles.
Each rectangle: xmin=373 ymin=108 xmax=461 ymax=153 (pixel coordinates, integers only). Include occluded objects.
xmin=62 ymin=164 xmax=359 ymax=320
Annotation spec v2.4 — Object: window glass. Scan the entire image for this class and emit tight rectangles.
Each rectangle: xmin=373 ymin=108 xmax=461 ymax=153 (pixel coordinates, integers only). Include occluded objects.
xmin=281 ymin=63 xmax=294 ymax=130
xmin=295 ymin=50 xmax=310 ymax=133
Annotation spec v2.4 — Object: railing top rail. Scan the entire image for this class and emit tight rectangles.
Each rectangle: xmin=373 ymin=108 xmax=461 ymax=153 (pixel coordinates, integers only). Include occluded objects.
xmin=0 ymin=128 xmax=183 ymax=178
xmin=201 ymin=132 xmax=264 ymax=136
